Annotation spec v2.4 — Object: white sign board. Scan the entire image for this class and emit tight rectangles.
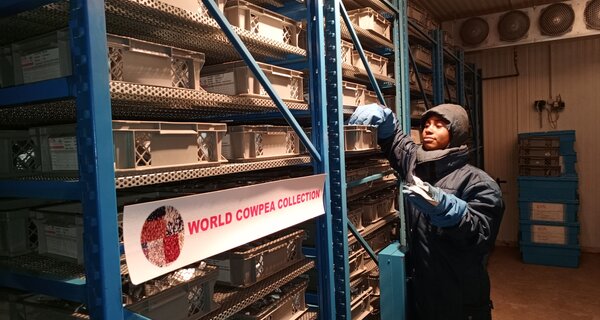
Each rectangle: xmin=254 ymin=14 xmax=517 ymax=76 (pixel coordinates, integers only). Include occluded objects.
xmin=123 ymin=174 xmax=326 ymax=284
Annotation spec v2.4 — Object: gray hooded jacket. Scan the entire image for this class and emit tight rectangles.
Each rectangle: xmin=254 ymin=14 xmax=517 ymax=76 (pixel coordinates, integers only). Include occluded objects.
xmin=380 ymin=104 xmax=504 ymax=320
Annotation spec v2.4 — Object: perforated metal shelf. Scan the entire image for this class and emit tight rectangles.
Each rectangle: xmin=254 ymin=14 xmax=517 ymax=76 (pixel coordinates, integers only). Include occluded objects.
xmin=2 ymin=156 xmax=312 ymax=188
xmin=342 ymin=63 xmax=395 ymax=88
xmin=0 ymin=253 xmax=85 ymax=280
xmin=203 ymin=258 xmax=315 ymax=320
xmin=0 ymin=0 xmax=306 ymax=64
xmin=0 ymin=81 xmax=309 ymax=127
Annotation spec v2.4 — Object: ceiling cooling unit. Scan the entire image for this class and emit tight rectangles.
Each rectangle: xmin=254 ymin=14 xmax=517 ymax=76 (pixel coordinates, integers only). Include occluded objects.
xmin=445 ymin=0 xmax=600 ymax=51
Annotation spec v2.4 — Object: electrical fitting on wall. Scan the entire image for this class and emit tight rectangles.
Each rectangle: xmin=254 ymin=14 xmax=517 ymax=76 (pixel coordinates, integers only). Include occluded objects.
xmin=534 ymin=94 xmax=565 ymax=129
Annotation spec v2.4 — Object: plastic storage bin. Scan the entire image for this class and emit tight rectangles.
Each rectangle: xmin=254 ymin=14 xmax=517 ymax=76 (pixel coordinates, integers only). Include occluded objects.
xmin=221 ymin=125 xmax=300 ymax=161
xmin=0 ymin=130 xmax=40 ymax=176
xmin=224 ymin=0 xmax=301 ymax=47
xmin=32 ymin=210 xmax=83 ymax=264
xmin=11 ymin=29 xmax=71 ymax=85
xmin=206 ymin=229 xmax=305 ymax=287
xmin=410 ymin=45 xmax=432 ymax=69
xmin=342 ymin=81 xmax=367 ymax=107
xmin=341 ymin=39 xmax=354 ymax=65
xmin=107 ymin=34 xmax=205 ymax=90
xmin=520 ymin=242 xmax=580 ymax=268
xmin=518 ymin=176 xmax=578 ymax=201
xmin=230 ymin=277 xmax=308 ymax=320
xmin=407 ymin=2 xmax=428 ymax=27
xmin=201 ymin=60 xmax=303 ymax=101
xmin=352 ymin=50 xmax=388 ymax=77
xmin=344 ymin=125 xmax=378 ymax=153
xmin=160 ymin=0 xmax=226 ymax=16
xmin=358 ymin=189 xmax=396 ymax=225
xmin=519 ymin=200 xmax=578 ymax=223
xmin=518 ymin=130 xmax=575 ymax=155
xmin=520 ymin=221 xmax=579 ymax=245
xmin=363 ymin=90 xmax=379 ymax=105
xmin=30 ymin=120 xmax=227 ymax=173
xmin=445 ymin=64 xmax=456 ymax=82
xmin=0 ymin=200 xmax=35 ymax=257
xmin=347 ymin=8 xmax=391 ymax=41
xmin=126 ymin=264 xmax=219 ymax=320
xmin=0 ymin=46 xmax=14 ymax=88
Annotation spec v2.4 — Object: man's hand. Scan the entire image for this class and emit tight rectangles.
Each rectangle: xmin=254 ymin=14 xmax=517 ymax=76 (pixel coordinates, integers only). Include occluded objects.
xmin=403 ymin=177 xmax=468 ymax=228
xmin=348 ymin=104 xmax=397 ymax=140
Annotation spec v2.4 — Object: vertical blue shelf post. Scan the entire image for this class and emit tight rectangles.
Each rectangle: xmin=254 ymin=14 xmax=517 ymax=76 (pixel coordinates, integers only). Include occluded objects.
xmin=306 ymin=0 xmax=336 ymax=317
xmin=431 ymin=29 xmax=444 ymax=105
xmin=69 ymin=0 xmax=123 ymax=318
xmin=324 ymin=0 xmax=351 ymax=317
xmin=456 ymin=50 xmax=465 ymax=106
xmin=379 ymin=243 xmax=406 ymax=320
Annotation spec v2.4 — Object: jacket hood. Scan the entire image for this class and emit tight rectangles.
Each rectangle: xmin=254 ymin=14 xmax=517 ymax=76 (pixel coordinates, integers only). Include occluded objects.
xmin=420 ymin=104 xmax=469 ymax=148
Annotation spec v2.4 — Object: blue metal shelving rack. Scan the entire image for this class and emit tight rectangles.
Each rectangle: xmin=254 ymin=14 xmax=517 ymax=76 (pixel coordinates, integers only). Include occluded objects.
xmin=407 ymin=20 xmax=484 ymax=168
xmin=0 ymin=0 xmax=411 ymax=319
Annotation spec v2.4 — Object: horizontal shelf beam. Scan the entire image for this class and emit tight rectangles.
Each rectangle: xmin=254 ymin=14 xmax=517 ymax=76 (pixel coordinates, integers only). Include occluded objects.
xmin=346 ymin=170 xmax=393 ymax=188
xmin=0 ymin=0 xmax=59 ymax=17
xmin=0 ymin=270 xmax=86 ymax=302
xmin=0 ymin=180 xmax=81 ymax=200
xmin=0 ymin=77 xmax=73 ymax=107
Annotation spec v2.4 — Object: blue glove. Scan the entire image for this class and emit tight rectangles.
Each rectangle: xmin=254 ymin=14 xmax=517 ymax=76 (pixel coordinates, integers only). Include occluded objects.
xmin=347 ymin=104 xmax=397 ymax=140
xmin=403 ymin=182 xmax=468 ymax=228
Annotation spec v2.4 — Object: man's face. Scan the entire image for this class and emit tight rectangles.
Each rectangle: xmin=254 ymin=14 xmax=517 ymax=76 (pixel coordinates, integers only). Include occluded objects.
xmin=421 ymin=114 xmax=451 ymax=151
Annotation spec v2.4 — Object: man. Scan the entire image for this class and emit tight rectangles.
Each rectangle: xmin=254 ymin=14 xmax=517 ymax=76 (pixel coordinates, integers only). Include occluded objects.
xmin=349 ymin=103 xmax=504 ymax=320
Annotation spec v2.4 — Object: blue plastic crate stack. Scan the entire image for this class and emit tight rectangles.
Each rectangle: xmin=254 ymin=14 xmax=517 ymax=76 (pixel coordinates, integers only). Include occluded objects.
xmin=517 ymin=130 xmax=579 ymax=268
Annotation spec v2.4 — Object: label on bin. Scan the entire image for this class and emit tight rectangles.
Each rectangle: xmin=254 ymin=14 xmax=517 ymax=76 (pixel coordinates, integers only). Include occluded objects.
xmin=200 ymin=72 xmax=235 ymax=95
xmin=48 ymin=137 xmax=79 ymax=171
xmin=532 ymin=225 xmax=566 ymax=245
xmin=21 ymin=48 xmax=62 ymax=83
xmin=123 ymin=174 xmax=326 ymax=284
xmin=531 ymin=202 xmax=565 ymax=222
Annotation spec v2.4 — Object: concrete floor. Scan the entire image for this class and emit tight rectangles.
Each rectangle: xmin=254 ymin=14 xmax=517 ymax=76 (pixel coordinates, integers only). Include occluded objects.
xmin=488 ymin=246 xmax=600 ymax=320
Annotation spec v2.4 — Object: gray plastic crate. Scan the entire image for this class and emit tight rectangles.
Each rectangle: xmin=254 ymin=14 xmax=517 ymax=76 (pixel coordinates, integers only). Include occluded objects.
xmin=222 ymin=125 xmax=300 ymax=161
xmin=224 ymin=0 xmax=301 ymax=47
xmin=344 ymin=125 xmax=378 ymax=153
xmin=410 ymin=45 xmax=432 ymax=69
xmin=11 ymin=29 xmax=71 ymax=85
xmin=0 ymin=46 xmax=13 ymax=88
xmin=206 ymin=229 xmax=305 ymax=287
xmin=230 ymin=277 xmax=308 ymax=320
xmin=342 ymin=81 xmax=367 ymax=107
xmin=445 ymin=64 xmax=456 ymax=82
xmin=407 ymin=2 xmax=428 ymax=27
xmin=161 ymin=0 xmax=226 ymax=16
xmin=347 ymin=8 xmax=391 ymax=41
xmin=340 ymin=40 xmax=354 ymax=65
xmin=352 ymin=49 xmax=388 ymax=77
xmin=29 ymin=120 xmax=227 ymax=173
xmin=358 ymin=189 xmax=396 ymax=226
xmin=350 ymin=286 xmax=373 ymax=320
xmin=363 ymin=90 xmax=379 ymax=105
xmin=12 ymin=294 xmax=85 ymax=320
xmin=107 ymin=34 xmax=205 ymax=90
xmin=201 ymin=60 xmax=303 ymax=101
xmin=0 ymin=198 xmax=58 ymax=257
xmin=31 ymin=209 xmax=83 ymax=264
xmin=0 ymin=130 xmax=40 ymax=176
xmin=349 ymin=247 xmax=366 ymax=278
xmin=126 ymin=264 xmax=219 ymax=320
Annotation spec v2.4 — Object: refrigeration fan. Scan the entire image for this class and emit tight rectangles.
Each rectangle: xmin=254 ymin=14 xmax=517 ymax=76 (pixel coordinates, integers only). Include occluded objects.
xmin=584 ymin=0 xmax=600 ymax=30
xmin=459 ymin=17 xmax=489 ymax=46
xmin=498 ymin=10 xmax=530 ymax=41
xmin=538 ymin=2 xmax=575 ymax=36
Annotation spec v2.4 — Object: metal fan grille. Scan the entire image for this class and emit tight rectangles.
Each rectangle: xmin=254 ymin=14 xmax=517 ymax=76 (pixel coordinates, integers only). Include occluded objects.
xmin=498 ymin=10 xmax=530 ymax=42
xmin=460 ymin=17 xmax=489 ymax=46
xmin=539 ymin=3 xmax=575 ymax=36
xmin=585 ymin=0 xmax=600 ymax=30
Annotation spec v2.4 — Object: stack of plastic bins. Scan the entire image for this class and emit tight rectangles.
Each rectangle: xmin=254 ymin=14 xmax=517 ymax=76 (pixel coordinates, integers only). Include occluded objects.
xmin=517 ymin=130 xmax=579 ymax=267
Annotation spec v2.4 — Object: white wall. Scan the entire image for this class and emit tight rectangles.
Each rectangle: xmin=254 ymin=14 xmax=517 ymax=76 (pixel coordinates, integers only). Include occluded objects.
xmin=465 ymin=35 xmax=600 ymax=252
